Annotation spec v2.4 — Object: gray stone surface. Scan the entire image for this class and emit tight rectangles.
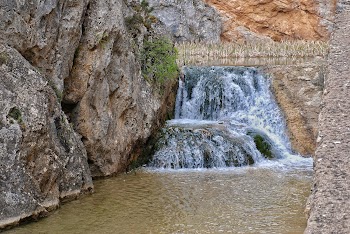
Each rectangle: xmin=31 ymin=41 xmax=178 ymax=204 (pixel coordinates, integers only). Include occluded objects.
xmin=317 ymin=0 xmax=337 ymax=35
xmin=63 ymin=0 xmax=178 ymax=177
xmin=0 ymin=0 xmax=178 ymax=227
xmin=147 ymin=0 xmax=222 ymax=42
xmin=0 ymin=0 xmax=89 ymax=92
xmin=0 ymin=45 xmax=93 ymax=229
xmin=305 ymin=1 xmax=350 ymax=233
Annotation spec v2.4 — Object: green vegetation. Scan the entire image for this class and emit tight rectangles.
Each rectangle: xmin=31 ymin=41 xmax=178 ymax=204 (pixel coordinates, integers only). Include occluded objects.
xmin=125 ymin=14 xmax=144 ymax=35
xmin=141 ymin=37 xmax=179 ymax=89
xmin=125 ymin=0 xmax=157 ymax=37
xmin=7 ymin=107 xmax=25 ymax=129
xmin=95 ymin=31 xmax=109 ymax=49
xmin=253 ymin=135 xmax=273 ymax=159
xmin=125 ymin=1 xmax=178 ymax=91
xmin=7 ymin=107 xmax=23 ymax=124
xmin=0 ymin=52 xmax=9 ymax=65
xmin=47 ymin=79 xmax=63 ymax=102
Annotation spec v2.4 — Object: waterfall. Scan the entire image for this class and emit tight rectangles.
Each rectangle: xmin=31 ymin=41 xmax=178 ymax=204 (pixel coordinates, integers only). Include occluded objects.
xmin=149 ymin=66 xmax=303 ymax=169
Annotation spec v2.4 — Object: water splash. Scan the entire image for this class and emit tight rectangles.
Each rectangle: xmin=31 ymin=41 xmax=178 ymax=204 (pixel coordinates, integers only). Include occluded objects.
xmin=150 ymin=66 xmax=311 ymax=169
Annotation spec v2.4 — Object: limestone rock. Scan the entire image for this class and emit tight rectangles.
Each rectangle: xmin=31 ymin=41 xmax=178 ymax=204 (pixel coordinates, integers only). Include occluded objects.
xmin=0 ymin=45 xmax=93 ymax=229
xmin=204 ymin=0 xmax=336 ymax=42
xmin=0 ymin=0 xmax=89 ymax=92
xmin=305 ymin=1 xmax=350 ymax=232
xmin=63 ymin=0 xmax=178 ymax=177
xmin=147 ymin=0 xmax=222 ymax=42
xmin=265 ymin=62 xmax=325 ymax=156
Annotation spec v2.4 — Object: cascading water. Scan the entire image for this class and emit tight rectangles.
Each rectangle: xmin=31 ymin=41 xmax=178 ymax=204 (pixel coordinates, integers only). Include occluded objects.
xmin=149 ymin=66 xmax=310 ymax=169
xmin=11 ymin=66 xmax=314 ymax=234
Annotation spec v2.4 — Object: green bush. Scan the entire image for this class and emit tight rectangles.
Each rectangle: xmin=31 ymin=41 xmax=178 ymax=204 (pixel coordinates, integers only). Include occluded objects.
xmin=141 ymin=37 xmax=179 ymax=89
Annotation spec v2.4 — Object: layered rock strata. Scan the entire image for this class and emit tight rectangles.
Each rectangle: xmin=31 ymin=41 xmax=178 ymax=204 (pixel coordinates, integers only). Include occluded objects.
xmin=204 ymin=0 xmax=336 ymax=42
xmin=305 ymin=1 xmax=350 ymax=232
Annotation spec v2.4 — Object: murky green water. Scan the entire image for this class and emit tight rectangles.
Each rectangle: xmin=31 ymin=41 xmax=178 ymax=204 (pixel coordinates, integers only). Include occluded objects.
xmin=8 ymin=165 xmax=312 ymax=234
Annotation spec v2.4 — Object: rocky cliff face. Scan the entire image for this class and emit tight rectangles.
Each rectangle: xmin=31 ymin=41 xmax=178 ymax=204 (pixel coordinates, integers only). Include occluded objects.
xmin=0 ymin=0 xmax=89 ymax=93
xmin=148 ymin=0 xmax=222 ymax=42
xmin=63 ymin=0 xmax=178 ymax=177
xmin=0 ymin=0 xmax=178 ymax=228
xmin=0 ymin=45 xmax=93 ymax=228
xmin=204 ymin=0 xmax=336 ymax=42
xmin=265 ymin=62 xmax=325 ymax=156
xmin=305 ymin=1 xmax=350 ymax=231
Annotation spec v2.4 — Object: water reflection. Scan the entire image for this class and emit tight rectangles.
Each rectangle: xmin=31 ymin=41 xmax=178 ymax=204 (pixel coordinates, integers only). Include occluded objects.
xmin=8 ymin=167 xmax=312 ymax=234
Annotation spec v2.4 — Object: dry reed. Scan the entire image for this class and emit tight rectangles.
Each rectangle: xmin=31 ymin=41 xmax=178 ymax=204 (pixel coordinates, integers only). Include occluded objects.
xmin=176 ymin=40 xmax=329 ymax=65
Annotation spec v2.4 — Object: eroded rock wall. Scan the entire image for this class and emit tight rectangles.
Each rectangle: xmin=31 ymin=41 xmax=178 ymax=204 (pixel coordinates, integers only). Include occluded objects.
xmin=0 ymin=0 xmax=89 ymax=92
xmin=63 ymin=0 xmax=178 ymax=177
xmin=147 ymin=0 xmax=222 ymax=42
xmin=0 ymin=45 xmax=93 ymax=229
xmin=0 ymin=0 xmax=178 ymax=228
xmin=305 ymin=1 xmax=350 ymax=232
xmin=204 ymin=0 xmax=336 ymax=42
xmin=265 ymin=62 xmax=325 ymax=156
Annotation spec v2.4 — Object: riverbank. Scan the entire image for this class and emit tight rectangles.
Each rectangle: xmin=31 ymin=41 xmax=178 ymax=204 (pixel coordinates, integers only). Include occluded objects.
xmin=305 ymin=1 xmax=350 ymax=232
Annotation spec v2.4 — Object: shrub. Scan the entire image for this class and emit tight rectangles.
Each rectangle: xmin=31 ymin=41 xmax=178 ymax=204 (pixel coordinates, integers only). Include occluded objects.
xmin=7 ymin=107 xmax=22 ymax=123
xmin=141 ymin=37 xmax=179 ymax=90
xmin=0 ymin=52 xmax=9 ymax=65
xmin=7 ymin=107 xmax=25 ymax=129
xmin=125 ymin=13 xmax=144 ymax=36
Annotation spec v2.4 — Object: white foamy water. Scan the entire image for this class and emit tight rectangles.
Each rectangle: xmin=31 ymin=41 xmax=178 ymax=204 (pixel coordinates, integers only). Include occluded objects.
xmin=150 ymin=66 xmax=313 ymax=170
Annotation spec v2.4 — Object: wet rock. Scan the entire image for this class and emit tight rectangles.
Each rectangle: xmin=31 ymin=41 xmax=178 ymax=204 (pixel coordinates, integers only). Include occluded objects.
xmin=0 ymin=45 xmax=93 ymax=229
xmin=264 ymin=63 xmax=325 ymax=156
xmin=149 ymin=121 xmax=258 ymax=169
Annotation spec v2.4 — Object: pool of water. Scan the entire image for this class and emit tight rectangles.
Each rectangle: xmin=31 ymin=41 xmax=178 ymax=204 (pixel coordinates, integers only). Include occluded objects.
xmin=8 ymin=163 xmax=312 ymax=234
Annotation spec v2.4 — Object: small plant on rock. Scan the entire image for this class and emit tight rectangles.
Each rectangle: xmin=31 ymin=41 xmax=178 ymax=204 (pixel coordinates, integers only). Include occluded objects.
xmin=0 ymin=52 xmax=9 ymax=65
xmin=141 ymin=37 xmax=179 ymax=90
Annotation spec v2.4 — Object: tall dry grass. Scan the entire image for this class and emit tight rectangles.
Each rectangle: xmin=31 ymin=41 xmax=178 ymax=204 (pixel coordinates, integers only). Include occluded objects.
xmin=176 ymin=40 xmax=329 ymax=65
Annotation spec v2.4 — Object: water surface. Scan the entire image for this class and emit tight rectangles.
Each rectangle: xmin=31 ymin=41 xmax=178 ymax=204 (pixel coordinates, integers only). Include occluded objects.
xmin=9 ymin=164 xmax=312 ymax=234
xmin=8 ymin=65 xmax=313 ymax=234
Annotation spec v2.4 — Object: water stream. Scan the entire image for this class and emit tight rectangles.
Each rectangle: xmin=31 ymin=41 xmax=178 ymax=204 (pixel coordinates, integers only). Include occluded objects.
xmin=8 ymin=66 xmax=313 ymax=234
xmin=150 ymin=66 xmax=311 ymax=169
